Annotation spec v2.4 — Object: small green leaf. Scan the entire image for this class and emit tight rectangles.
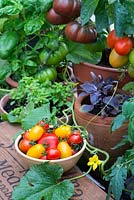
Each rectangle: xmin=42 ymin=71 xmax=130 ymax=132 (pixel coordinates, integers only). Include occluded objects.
xmin=111 ymin=114 xmax=127 ymax=132
xmin=12 ymin=162 xmax=74 ymax=200
xmin=128 ymin=121 xmax=134 ymax=143
xmin=122 ymin=100 xmax=134 ymax=118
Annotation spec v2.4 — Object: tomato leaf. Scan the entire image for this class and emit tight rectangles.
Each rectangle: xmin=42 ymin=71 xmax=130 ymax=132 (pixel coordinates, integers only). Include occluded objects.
xmin=12 ymin=162 xmax=74 ymax=200
xmin=66 ymin=42 xmax=102 ymax=64
xmin=110 ymin=114 xmax=127 ymax=132
xmin=80 ymin=0 xmax=99 ymax=26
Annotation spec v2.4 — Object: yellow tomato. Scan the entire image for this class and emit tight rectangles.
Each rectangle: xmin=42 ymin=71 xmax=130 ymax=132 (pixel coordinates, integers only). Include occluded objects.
xmin=57 ymin=141 xmax=72 ymax=158
xmin=28 ymin=125 xmax=44 ymax=141
xmin=55 ymin=125 xmax=72 ymax=138
xmin=109 ymin=48 xmax=129 ymax=68
xmin=26 ymin=144 xmax=45 ymax=158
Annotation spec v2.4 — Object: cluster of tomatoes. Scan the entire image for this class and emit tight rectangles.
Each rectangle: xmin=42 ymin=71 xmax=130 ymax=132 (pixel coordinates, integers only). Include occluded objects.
xmin=46 ymin=0 xmax=97 ymax=44
xmin=107 ymin=30 xmax=134 ymax=77
xmin=18 ymin=120 xmax=83 ymax=160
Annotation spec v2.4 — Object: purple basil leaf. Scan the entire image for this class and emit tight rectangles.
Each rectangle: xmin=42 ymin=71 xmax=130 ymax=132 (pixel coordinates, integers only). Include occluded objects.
xmin=81 ymin=104 xmax=94 ymax=112
xmin=90 ymin=72 xmax=97 ymax=82
xmin=103 ymin=84 xmax=114 ymax=95
xmin=90 ymin=92 xmax=100 ymax=105
xmin=80 ymin=82 xmax=97 ymax=93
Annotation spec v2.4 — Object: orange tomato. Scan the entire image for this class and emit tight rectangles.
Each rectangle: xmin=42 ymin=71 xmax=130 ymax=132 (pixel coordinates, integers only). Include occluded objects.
xmin=107 ymin=30 xmax=119 ymax=49
xmin=55 ymin=125 xmax=72 ymax=138
xmin=19 ymin=139 xmax=32 ymax=153
xmin=109 ymin=48 xmax=129 ymax=68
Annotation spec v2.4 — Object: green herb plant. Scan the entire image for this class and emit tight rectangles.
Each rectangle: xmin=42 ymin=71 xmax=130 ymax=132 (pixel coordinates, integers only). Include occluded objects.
xmin=2 ymin=76 xmax=75 ymax=125
xmin=104 ymin=82 xmax=134 ymax=200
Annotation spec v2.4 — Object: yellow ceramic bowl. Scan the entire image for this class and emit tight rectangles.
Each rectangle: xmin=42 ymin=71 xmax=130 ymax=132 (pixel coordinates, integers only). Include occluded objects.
xmin=15 ymin=135 xmax=87 ymax=172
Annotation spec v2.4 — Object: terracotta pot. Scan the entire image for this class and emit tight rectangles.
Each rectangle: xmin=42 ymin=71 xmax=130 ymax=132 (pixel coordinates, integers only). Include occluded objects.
xmin=74 ymin=94 xmax=129 ymax=165
xmin=6 ymin=77 xmax=18 ymax=88
xmin=73 ymin=62 xmax=134 ymax=89
xmin=0 ymin=94 xmax=9 ymax=115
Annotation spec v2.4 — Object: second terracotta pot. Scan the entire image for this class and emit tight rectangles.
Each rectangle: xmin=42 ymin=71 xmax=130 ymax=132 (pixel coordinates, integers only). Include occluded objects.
xmin=73 ymin=62 xmax=134 ymax=89
xmin=74 ymin=94 xmax=129 ymax=165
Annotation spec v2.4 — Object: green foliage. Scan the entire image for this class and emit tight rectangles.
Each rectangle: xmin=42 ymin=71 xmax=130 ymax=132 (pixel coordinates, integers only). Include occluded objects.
xmin=106 ymin=97 xmax=134 ymax=199
xmin=81 ymin=0 xmax=134 ymax=36
xmin=4 ymin=76 xmax=74 ymax=124
xmin=12 ymin=162 xmax=74 ymax=200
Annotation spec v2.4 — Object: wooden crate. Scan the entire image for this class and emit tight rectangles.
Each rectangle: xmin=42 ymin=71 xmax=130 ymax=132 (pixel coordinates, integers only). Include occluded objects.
xmin=0 ymin=122 xmax=110 ymax=200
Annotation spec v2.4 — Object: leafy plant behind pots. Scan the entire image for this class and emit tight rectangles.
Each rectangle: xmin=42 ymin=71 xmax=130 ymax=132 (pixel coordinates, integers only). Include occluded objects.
xmin=79 ymin=72 xmax=131 ymax=117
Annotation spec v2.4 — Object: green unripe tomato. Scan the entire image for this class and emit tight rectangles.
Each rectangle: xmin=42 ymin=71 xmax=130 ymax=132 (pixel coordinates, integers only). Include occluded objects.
xmin=36 ymin=67 xmax=57 ymax=82
xmin=127 ymin=64 xmax=134 ymax=78
xmin=129 ymin=49 xmax=134 ymax=64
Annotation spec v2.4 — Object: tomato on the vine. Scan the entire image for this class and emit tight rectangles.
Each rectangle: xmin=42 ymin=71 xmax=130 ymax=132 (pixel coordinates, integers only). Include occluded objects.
xmin=53 ymin=0 xmax=81 ymax=18
xmin=46 ymin=148 xmax=61 ymax=160
xmin=55 ymin=125 xmax=72 ymax=138
xmin=36 ymin=67 xmax=57 ymax=83
xmin=107 ymin=30 xmax=119 ymax=49
xmin=57 ymin=141 xmax=72 ymax=158
xmin=26 ymin=144 xmax=45 ymax=158
xmin=28 ymin=125 xmax=44 ymax=141
xmin=109 ymin=48 xmax=129 ymax=68
xmin=114 ymin=37 xmax=133 ymax=55
xmin=19 ymin=139 xmax=32 ymax=153
xmin=64 ymin=21 xmax=97 ymax=43
xmin=46 ymin=8 xmax=71 ymax=25
xmin=129 ymin=49 xmax=134 ymax=64
xmin=127 ymin=64 xmax=134 ymax=78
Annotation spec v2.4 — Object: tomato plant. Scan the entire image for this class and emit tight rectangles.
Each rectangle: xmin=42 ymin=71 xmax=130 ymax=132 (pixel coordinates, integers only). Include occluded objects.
xmin=36 ymin=67 xmax=57 ymax=83
xmin=109 ymin=48 xmax=129 ymax=68
xmin=28 ymin=125 xmax=44 ymax=141
xmin=46 ymin=148 xmax=61 ymax=160
xmin=19 ymin=139 xmax=32 ymax=153
xmin=114 ymin=37 xmax=133 ymax=55
xmin=57 ymin=141 xmax=72 ymax=158
xmin=46 ymin=8 xmax=71 ymax=25
xmin=55 ymin=125 xmax=72 ymax=138
xmin=26 ymin=144 xmax=45 ymax=158
xmin=53 ymin=0 xmax=81 ymax=18
xmin=37 ymin=133 xmax=59 ymax=150
xmin=107 ymin=30 xmax=119 ymax=49
xmin=64 ymin=21 xmax=97 ymax=43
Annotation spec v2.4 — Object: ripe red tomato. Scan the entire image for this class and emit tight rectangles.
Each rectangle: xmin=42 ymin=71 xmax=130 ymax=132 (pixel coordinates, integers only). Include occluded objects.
xmin=114 ymin=37 xmax=133 ymax=55
xmin=37 ymin=133 xmax=59 ymax=150
xmin=67 ymin=132 xmax=83 ymax=145
xmin=22 ymin=130 xmax=29 ymax=140
xmin=19 ymin=139 xmax=32 ymax=153
xmin=37 ymin=120 xmax=49 ymax=131
xmin=46 ymin=148 xmax=61 ymax=160
xmin=107 ymin=30 xmax=119 ymax=49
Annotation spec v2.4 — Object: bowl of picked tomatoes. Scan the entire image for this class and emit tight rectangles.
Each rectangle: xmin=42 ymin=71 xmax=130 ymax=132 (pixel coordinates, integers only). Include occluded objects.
xmin=14 ymin=121 xmax=86 ymax=172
